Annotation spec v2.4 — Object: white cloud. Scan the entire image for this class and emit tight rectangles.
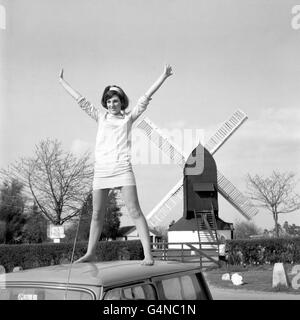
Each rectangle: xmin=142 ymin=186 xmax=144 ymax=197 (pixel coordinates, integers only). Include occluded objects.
xmin=239 ymin=107 xmax=300 ymax=142
xmin=164 ymin=120 xmax=187 ymax=129
xmin=70 ymin=139 xmax=94 ymax=157
xmin=212 ymin=107 xmax=300 ymax=171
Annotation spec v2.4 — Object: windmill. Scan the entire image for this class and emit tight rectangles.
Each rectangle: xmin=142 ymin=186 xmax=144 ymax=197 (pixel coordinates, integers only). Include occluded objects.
xmin=135 ymin=110 xmax=258 ymax=229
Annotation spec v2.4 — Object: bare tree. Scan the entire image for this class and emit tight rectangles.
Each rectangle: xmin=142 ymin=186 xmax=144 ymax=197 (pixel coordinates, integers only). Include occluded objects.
xmin=247 ymin=171 xmax=300 ymax=237
xmin=1 ymin=139 xmax=93 ymax=225
xmin=234 ymin=220 xmax=262 ymax=239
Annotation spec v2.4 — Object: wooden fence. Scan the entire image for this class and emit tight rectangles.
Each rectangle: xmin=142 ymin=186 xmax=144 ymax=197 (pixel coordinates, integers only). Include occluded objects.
xmin=150 ymin=241 xmax=221 ymax=268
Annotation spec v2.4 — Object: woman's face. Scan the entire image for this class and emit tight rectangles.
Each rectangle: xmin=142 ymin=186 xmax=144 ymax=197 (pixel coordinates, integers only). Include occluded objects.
xmin=106 ymin=95 xmax=122 ymax=115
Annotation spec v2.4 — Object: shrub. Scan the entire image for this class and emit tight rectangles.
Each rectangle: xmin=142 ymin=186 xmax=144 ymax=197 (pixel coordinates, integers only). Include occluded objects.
xmin=225 ymin=237 xmax=300 ymax=265
xmin=0 ymin=240 xmax=143 ymax=272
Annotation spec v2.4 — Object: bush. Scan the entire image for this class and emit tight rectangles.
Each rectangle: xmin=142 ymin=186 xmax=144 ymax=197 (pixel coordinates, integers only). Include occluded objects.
xmin=225 ymin=237 xmax=300 ymax=265
xmin=0 ymin=240 xmax=143 ymax=272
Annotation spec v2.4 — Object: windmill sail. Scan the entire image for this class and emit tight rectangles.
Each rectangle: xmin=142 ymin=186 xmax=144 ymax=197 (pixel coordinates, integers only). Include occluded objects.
xmin=136 ymin=117 xmax=186 ymax=166
xmin=136 ymin=111 xmax=258 ymax=225
xmin=146 ymin=172 xmax=258 ymax=227
xmin=205 ymin=109 xmax=248 ymax=155
xmin=217 ymin=171 xmax=258 ymax=219
xmin=146 ymin=178 xmax=183 ymax=228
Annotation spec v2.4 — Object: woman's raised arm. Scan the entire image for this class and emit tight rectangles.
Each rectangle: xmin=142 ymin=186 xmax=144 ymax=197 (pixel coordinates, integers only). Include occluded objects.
xmin=59 ymin=69 xmax=99 ymax=122
xmin=131 ymin=64 xmax=173 ymax=122
xmin=144 ymin=64 xmax=173 ymax=99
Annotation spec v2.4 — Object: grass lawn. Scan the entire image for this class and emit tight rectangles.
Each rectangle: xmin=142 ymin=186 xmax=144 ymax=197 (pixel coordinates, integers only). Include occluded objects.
xmin=204 ymin=263 xmax=300 ymax=294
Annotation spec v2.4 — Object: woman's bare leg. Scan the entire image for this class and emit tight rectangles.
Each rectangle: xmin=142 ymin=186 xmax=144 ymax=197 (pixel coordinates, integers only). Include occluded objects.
xmin=121 ymin=185 xmax=154 ymax=266
xmin=74 ymin=188 xmax=109 ymax=263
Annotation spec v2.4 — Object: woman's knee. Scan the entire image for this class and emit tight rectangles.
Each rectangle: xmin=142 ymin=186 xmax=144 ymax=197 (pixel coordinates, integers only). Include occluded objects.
xmin=121 ymin=186 xmax=143 ymax=219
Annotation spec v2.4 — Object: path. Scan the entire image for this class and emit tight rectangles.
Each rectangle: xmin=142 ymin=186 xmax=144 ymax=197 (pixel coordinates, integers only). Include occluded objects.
xmin=208 ymin=284 xmax=300 ymax=300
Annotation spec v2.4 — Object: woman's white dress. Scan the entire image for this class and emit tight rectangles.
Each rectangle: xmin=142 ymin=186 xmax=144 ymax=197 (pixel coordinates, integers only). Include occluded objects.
xmin=77 ymin=95 xmax=150 ymax=190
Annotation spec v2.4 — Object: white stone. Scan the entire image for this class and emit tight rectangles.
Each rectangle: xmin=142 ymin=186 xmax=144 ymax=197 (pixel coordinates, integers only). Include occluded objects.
xmin=0 ymin=265 xmax=5 ymax=274
xmin=13 ymin=266 xmax=23 ymax=272
xmin=231 ymin=273 xmax=243 ymax=285
xmin=221 ymin=273 xmax=231 ymax=281
xmin=272 ymin=263 xmax=290 ymax=288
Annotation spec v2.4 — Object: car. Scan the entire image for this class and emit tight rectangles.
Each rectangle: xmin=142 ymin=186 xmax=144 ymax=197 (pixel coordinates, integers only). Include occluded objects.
xmin=0 ymin=260 xmax=212 ymax=300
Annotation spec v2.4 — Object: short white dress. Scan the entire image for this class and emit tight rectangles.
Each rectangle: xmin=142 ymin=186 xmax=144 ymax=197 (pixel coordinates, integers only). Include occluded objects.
xmin=77 ymin=95 xmax=151 ymax=190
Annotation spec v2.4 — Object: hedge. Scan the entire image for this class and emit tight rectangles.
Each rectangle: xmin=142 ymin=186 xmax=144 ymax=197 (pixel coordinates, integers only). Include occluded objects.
xmin=0 ymin=240 xmax=144 ymax=272
xmin=2 ymin=237 xmax=299 ymax=272
xmin=225 ymin=237 xmax=300 ymax=265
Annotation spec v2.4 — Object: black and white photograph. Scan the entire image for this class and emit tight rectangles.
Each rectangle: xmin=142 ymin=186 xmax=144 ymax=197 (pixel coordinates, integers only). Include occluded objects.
xmin=0 ymin=0 xmax=300 ymax=310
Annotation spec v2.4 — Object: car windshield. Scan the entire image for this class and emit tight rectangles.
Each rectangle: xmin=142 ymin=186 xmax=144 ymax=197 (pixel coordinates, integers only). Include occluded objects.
xmin=0 ymin=286 xmax=94 ymax=300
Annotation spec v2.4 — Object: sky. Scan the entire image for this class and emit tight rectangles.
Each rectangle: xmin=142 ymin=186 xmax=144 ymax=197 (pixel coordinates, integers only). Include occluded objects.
xmin=0 ymin=0 xmax=300 ymax=231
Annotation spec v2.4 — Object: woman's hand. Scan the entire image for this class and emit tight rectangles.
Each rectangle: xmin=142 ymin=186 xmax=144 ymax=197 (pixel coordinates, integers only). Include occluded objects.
xmin=163 ymin=64 xmax=173 ymax=78
xmin=59 ymin=69 xmax=64 ymax=82
xmin=58 ymin=69 xmax=82 ymax=101
xmin=144 ymin=64 xmax=173 ymax=98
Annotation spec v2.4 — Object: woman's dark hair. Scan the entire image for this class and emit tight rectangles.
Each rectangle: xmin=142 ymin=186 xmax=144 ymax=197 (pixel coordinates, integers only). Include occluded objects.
xmin=101 ymin=85 xmax=129 ymax=110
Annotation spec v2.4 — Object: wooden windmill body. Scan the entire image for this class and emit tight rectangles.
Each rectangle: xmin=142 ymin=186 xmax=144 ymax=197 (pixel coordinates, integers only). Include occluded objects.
xmin=136 ymin=109 xmax=258 ymax=234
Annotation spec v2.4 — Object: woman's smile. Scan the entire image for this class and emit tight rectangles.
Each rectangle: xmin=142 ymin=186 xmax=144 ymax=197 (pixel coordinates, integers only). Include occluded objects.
xmin=107 ymin=95 xmax=122 ymax=115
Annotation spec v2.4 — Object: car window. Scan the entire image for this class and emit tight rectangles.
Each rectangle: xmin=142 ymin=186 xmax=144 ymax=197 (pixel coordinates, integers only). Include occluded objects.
xmin=0 ymin=286 xmax=93 ymax=300
xmin=157 ymin=273 xmax=204 ymax=300
xmin=180 ymin=275 xmax=198 ymax=299
xmin=104 ymin=284 xmax=156 ymax=300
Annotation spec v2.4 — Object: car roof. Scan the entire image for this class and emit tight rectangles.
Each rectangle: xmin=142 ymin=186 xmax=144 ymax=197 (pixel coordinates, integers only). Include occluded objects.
xmin=5 ymin=260 xmax=202 ymax=287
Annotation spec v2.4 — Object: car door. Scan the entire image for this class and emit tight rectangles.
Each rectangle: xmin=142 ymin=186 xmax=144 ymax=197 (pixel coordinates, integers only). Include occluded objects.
xmin=151 ymin=270 xmax=212 ymax=300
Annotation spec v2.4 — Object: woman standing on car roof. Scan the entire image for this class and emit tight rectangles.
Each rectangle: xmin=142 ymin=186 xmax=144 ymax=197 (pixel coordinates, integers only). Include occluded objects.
xmin=59 ymin=64 xmax=173 ymax=265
